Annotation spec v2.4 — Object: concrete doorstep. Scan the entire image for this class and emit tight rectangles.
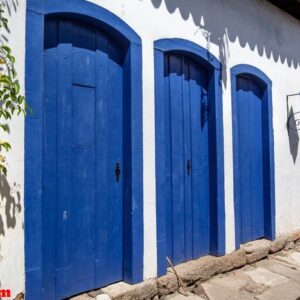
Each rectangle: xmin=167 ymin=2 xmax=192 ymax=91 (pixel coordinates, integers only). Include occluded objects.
xmin=69 ymin=229 xmax=300 ymax=300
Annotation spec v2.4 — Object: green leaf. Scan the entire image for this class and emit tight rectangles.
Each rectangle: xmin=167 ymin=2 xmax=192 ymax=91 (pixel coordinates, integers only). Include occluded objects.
xmin=0 ymin=123 xmax=9 ymax=132
xmin=0 ymin=4 xmax=29 ymax=177
xmin=0 ymin=141 xmax=11 ymax=152
xmin=0 ymin=164 xmax=7 ymax=176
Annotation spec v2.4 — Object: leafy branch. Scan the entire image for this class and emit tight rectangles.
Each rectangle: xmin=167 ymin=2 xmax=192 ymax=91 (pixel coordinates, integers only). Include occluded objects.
xmin=0 ymin=6 xmax=28 ymax=175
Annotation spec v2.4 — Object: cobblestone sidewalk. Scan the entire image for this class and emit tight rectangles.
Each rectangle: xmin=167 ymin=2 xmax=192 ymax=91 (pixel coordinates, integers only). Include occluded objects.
xmin=166 ymin=244 xmax=300 ymax=300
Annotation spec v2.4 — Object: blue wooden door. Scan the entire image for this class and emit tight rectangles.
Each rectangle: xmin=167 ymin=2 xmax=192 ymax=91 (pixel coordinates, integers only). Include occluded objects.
xmin=164 ymin=53 xmax=210 ymax=265
xmin=235 ymin=75 xmax=265 ymax=244
xmin=43 ymin=18 xmax=124 ymax=299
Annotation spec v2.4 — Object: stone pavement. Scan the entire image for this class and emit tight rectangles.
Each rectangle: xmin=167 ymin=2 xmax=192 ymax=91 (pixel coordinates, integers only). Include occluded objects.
xmin=70 ymin=232 xmax=300 ymax=300
xmin=166 ymin=246 xmax=300 ymax=300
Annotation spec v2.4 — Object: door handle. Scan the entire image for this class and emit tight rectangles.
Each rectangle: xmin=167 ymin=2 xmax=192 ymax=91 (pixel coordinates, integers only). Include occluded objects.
xmin=186 ymin=160 xmax=191 ymax=176
xmin=115 ymin=162 xmax=121 ymax=182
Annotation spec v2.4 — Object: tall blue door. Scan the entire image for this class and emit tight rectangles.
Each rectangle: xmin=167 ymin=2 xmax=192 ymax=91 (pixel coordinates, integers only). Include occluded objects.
xmin=235 ymin=75 xmax=265 ymax=244
xmin=164 ymin=53 xmax=210 ymax=265
xmin=43 ymin=18 xmax=124 ymax=299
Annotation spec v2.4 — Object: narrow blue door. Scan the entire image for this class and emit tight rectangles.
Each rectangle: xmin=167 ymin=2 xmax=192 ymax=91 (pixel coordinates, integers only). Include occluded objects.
xmin=164 ymin=53 xmax=210 ymax=265
xmin=43 ymin=18 xmax=124 ymax=299
xmin=235 ymin=75 xmax=265 ymax=244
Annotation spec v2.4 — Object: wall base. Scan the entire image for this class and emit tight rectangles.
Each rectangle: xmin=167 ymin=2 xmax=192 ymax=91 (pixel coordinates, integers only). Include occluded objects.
xmin=69 ymin=230 xmax=300 ymax=300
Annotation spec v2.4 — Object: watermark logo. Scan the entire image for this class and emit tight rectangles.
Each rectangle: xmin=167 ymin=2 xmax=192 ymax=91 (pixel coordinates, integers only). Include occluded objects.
xmin=0 ymin=289 xmax=11 ymax=298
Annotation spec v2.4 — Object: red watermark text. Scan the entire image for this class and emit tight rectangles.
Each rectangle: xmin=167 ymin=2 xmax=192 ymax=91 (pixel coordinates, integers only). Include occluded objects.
xmin=0 ymin=289 xmax=11 ymax=298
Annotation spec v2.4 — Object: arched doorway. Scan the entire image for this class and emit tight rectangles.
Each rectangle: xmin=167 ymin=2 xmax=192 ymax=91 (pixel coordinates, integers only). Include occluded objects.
xmin=43 ymin=16 xmax=126 ymax=298
xmin=231 ymin=65 xmax=275 ymax=249
xmin=25 ymin=2 xmax=143 ymax=299
xmin=154 ymin=39 xmax=225 ymax=275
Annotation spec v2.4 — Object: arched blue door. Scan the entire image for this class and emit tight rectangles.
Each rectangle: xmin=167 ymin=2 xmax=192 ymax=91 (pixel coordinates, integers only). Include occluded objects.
xmin=232 ymin=65 xmax=276 ymax=248
xmin=43 ymin=17 xmax=124 ymax=299
xmin=235 ymin=75 xmax=265 ymax=243
xmin=164 ymin=53 xmax=210 ymax=265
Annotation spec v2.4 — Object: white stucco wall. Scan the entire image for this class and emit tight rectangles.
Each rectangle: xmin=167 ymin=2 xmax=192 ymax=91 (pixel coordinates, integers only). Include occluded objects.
xmin=2 ymin=0 xmax=300 ymax=296
xmin=0 ymin=0 xmax=26 ymax=298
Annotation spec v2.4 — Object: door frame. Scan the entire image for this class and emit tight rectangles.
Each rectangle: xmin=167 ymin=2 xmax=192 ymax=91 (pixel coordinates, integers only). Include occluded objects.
xmin=154 ymin=38 xmax=225 ymax=276
xmin=231 ymin=64 xmax=275 ymax=249
xmin=25 ymin=1 xmax=143 ymax=299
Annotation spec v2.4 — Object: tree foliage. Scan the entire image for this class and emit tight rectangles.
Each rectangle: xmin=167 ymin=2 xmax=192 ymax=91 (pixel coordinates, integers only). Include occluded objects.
xmin=0 ymin=6 xmax=28 ymax=175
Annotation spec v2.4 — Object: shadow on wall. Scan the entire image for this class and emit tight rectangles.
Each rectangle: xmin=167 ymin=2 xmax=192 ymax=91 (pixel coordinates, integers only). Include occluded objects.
xmin=0 ymin=174 xmax=22 ymax=236
xmin=151 ymin=0 xmax=300 ymax=88
xmin=1 ymin=0 xmax=18 ymax=15
xmin=0 ymin=0 xmax=19 ymax=44
xmin=287 ymin=108 xmax=299 ymax=163
xmin=287 ymin=96 xmax=300 ymax=164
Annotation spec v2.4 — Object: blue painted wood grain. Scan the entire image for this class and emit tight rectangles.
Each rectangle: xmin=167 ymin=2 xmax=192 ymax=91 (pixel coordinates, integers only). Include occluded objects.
xmin=236 ymin=77 xmax=265 ymax=243
xmin=44 ymin=20 xmax=124 ymax=299
xmin=249 ymin=80 xmax=264 ymax=240
xmin=163 ymin=52 xmax=217 ymax=265
xmin=236 ymin=76 xmax=252 ymax=243
xmin=169 ymin=54 xmax=185 ymax=264
xmin=155 ymin=39 xmax=225 ymax=276
xmin=182 ymin=58 xmax=193 ymax=261
xmin=26 ymin=5 xmax=143 ymax=298
xmin=55 ymin=43 xmax=74 ymax=299
xmin=25 ymin=10 xmax=44 ymax=300
xmin=155 ymin=51 xmax=168 ymax=275
xmin=42 ymin=48 xmax=57 ymax=300
xmin=189 ymin=60 xmax=210 ymax=258
xmin=94 ymin=35 xmax=110 ymax=287
xmin=231 ymin=64 xmax=275 ymax=249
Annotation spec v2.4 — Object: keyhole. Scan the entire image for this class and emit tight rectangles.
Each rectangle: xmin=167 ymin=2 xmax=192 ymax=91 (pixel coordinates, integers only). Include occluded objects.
xmin=115 ymin=163 xmax=121 ymax=182
xmin=187 ymin=160 xmax=191 ymax=176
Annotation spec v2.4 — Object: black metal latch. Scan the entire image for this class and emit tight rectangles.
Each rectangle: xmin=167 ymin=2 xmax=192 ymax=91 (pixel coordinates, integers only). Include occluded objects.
xmin=115 ymin=163 xmax=121 ymax=182
xmin=186 ymin=160 xmax=191 ymax=176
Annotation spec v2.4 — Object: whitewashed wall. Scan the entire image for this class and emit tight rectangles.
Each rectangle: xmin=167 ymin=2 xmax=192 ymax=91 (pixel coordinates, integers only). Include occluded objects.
xmin=86 ymin=0 xmax=300 ymax=279
xmin=2 ymin=0 xmax=300 ymax=297
xmin=0 ymin=0 xmax=26 ymax=299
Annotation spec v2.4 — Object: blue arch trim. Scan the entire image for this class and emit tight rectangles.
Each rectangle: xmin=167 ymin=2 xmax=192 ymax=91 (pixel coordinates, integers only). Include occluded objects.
xmin=231 ymin=64 xmax=275 ymax=249
xmin=25 ymin=1 xmax=143 ymax=299
xmin=231 ymin=64 xmax=272 ymax=87
xmin=154 ymin=38 xmax=221 ymax=70
xmin=154 ymin=38 xmax=225 ymax=276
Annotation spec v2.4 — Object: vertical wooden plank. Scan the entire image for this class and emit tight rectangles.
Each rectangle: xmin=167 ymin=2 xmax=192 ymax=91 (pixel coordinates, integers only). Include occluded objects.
xmin=198 ymin=66 xmax=210 ymax=256
xmin=232 ymin=74 xmax=242 ymax=250
xmin=95 ymin=34 xmax=109 ymax=286
xmin=207 ymin=67 xmax=225 ymax=256
xmin=123 ymin=42 xmax=144 ymax=284
xmin=169 ymin=54 xmax=185 ymax=264
xmin=106 ymin=41 xmax=123 ymax=282
xmin=236 ymin=76 xmax=252 ymax=244
xmin=164 ymin=54 xmax=173 ymax=261
xmin=42 ymin=48 xmax=57 ymax=300
xmin=130 ymin=42 xmax=144 ymax=283
xmin=25 ymin=10 xmax=44 ymax=299
xmin=71 ymin=85 xmax=96 ymax=291
xmin=182 ymin=57 xmax=193 ymax=261
xmin=55 ymin=44 xmax=73 ymax=299
xmin=156 ymin=50 xmax=168 ymax=276
xmin=72 ymin=49 xmax=96 ymax=87
xmin=249 ymin=80 xmax=264 ymax=240
xmin=189 ymin=60 xmax=210 ymax=257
